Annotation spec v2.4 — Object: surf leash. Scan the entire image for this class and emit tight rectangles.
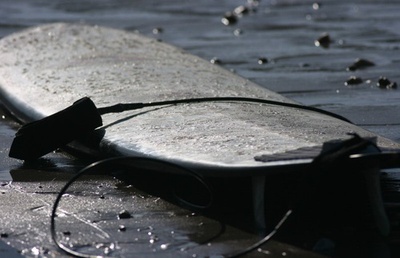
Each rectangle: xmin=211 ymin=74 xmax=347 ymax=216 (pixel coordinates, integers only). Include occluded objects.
xmin=9 ymin=96 xmax=351 ymax=161
xmin=50 ymin=156 xmax=292 ymax=258
xmin=95 ymin=96 xmax=351 ymax=123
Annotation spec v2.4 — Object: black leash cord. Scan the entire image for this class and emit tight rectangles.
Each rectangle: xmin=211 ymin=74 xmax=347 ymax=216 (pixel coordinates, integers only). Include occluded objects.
xmin=50 ymin=157 xmax=292 ymax=258
xmin=97 ymin=96 xmax=352 ymax=124
xmin=222 ymin=209 xmax=292 ymax=258
xmin=50 ymin=156 xmax=214 ymax=258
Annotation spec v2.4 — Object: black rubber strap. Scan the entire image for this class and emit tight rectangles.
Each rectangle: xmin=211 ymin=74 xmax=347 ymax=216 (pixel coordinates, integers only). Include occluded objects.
xmin=9 ymin=97 xmax=102 ymax=160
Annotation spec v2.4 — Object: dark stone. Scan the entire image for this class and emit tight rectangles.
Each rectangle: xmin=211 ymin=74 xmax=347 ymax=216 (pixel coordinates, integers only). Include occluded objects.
xmin=315 ymin=33 xmax=331 ymax=48
xmin=377 ymin=76 xmax=397 ymax=89
xmin=344 ymin=76 xmax=363 ymax=86
xmin=347 ymin=58 xmax=375 ymax=71
xmin=257 ymin=57 xmax=268 ymax=65
xmin=118 ymin=210 xmax=132 ymax=219
xmin=118 ymin=225 xmax=127 ymax=232
xmin=221 ymin=12 xmax=237 ymax=26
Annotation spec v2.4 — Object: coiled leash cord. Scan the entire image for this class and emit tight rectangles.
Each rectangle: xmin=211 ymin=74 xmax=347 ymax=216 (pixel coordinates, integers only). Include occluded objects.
xmin=9 ymin=96 xmax=349 ymax=256
xmin=50 ymin=156 xmax=292 ymax=258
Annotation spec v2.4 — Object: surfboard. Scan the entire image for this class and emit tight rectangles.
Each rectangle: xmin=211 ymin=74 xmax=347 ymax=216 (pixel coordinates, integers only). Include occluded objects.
xmin=1 ymin=23 xmax=400 ymax=241
xmin=0 ymin=23 xmax=399 ymax=176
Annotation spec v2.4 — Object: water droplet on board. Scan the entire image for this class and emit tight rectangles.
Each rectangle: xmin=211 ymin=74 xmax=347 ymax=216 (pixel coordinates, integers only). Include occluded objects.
xmin=31 ymin=247 xmax=40 ymax=256
xmin=149 ymin=235 xmax=159 ymax=244
xmin=210 ymin=57 xmax=221 ymax=64
xmin=160 ymin=243 xmax=169 ymax=250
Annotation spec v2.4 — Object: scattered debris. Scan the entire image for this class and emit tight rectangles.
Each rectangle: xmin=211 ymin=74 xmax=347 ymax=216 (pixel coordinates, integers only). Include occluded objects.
xmin=257 ymin=57 xmax=268 ymax=65
xmin=345 ymin=76 xmax=363 ymax=86
xmin=118 ymin=210 xmax=132 ymax=219
xmin=315 ymin=33 xmax=331 ymax=48
xmin=222 ymin=2 xmax=259 ymax=26
xmin=152 ymin=27 xmax=163 ymax=34
xmin=377 ymin=76 xmax=397 ymax=89
xmin=233 ymin=28 xmax=243 ymax=36
xmin=234 ymin=5 xmax=249 ymax=16
xmin=347 ymin=58 xmax=375 ymax=71
xmin=312 ymin=3 xmax=321 ymax=10
xmin=221 ymin=12 xmax=237 ymax=26
xmin=210 ymin=57 xmax=221 ymax=64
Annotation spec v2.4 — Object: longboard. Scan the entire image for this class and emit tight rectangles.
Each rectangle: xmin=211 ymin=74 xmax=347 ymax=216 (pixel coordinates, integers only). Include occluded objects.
xmin=0 ymin=23 xmax=400 ymax=176
xmin=1 ymin=23 xmax=399 ymax=255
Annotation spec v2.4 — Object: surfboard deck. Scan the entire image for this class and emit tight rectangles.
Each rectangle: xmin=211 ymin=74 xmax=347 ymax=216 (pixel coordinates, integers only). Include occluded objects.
xmin=0 ymin=23 xmax=400 ymax=176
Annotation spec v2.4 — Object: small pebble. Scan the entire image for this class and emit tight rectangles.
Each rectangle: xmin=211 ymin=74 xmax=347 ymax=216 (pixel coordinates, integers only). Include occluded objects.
xmin=344 ymin=76 xmax=363 ymax=86
xmin=1 ymin=233 xmax=8 ymax=238
xmin=257 ymin=57 xmax=268 ymax=65
xmin=152 ymin=27 xmax=163 ymax=34
xmin=314 ymin=33 xmax=331 ymax=48
xmin=347 ymin=58 xmax=375 ymax=71
xmin=118 ymin=225 xmax=127 ymax=232
xmin=62 ymin=231 xmax=71 ymax=236
xmin=221 ymin=12 xmax=237 ymax=26
xmin=233 ymin=29 xmax=243 ymax=36
xmin=234 ymin=5 xmax=249 ymax=16
xmin=118 ymin=210 xmax=132 ymax=219
xmin=377 ymin=76 xmax=397 ymax=89
xmin=248 ymin=0 xmax=260 ymax=6
xmin=210 ymin=57 xmax=221 ymax=64
xmin=312 ymin=3 xmax=321 ymax=10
